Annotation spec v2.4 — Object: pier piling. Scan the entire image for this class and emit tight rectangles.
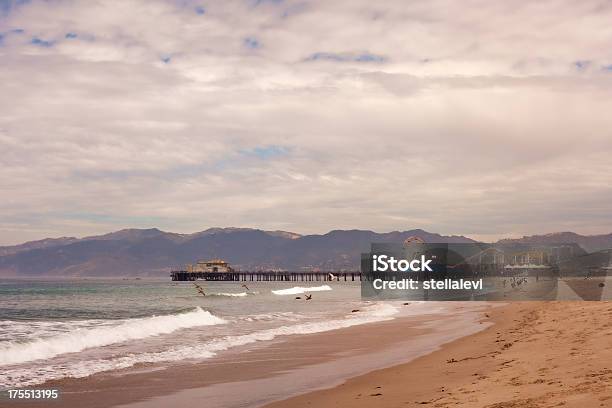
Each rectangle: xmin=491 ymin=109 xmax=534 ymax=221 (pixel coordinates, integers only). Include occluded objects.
xmin=170 ymin=271 xmax=361 ymax=282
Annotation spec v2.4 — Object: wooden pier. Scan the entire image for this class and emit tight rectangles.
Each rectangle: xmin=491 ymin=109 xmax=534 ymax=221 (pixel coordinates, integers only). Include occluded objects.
xmin=170 ymin=270 xmax=361 ymax=282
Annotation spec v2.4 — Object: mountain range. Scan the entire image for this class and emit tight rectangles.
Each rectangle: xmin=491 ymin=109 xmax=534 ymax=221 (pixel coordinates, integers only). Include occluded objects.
xmin=1 ymin=228 xmax=611 ymax=277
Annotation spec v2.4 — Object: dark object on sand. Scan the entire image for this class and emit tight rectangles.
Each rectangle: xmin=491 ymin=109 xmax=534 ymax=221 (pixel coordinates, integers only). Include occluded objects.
xmin=599 ymin=282 xmax=605 ymax=288
xmin=403 ymin=302 xmax=411 ymax=306
xmin=351 ymin=309 xmax=360 ymax=313
xmin=295 ymin=296 xmax=302 ymax=299
xmin=370 ymin=393 xmax=383 ymax=397
xmin=305 ymin=294 xmax=312 ymax=300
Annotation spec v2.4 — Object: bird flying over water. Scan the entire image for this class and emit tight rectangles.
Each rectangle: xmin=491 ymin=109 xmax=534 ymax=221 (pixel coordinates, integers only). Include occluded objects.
xmin=241 ymin=284 xmax=250 ymax=292
xmin=305 ymin=294 xmax=312 ymax=300
xmin=192 ymin=282 xmax=206 ymax=296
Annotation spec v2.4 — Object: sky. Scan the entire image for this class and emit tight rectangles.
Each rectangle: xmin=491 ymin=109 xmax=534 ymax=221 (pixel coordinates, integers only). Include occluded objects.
xmin=1 ymin=0 xmax=612 ymax=245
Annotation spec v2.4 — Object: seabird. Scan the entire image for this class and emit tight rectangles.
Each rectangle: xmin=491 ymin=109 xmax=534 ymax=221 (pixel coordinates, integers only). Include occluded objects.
xmin=192 ymin=282 xmax=206 ymax=296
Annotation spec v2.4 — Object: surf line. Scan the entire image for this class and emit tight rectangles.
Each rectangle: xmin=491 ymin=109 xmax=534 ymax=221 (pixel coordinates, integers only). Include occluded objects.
xmin=372 ymin=278 xmax=483 ymax=290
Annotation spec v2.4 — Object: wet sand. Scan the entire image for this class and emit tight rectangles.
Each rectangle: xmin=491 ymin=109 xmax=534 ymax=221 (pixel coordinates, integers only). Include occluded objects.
xmin=8 ymin=301 xmax=611 ymax=408
xmin=267 ymin=301 xmax=612 ymax=408
xmin=6 ymin=303 xmax=489 ymax=408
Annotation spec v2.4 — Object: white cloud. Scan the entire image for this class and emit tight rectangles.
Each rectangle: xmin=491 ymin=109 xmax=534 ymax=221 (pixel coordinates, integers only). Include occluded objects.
xmin=1 ymin=0 xmax=612 ymax=244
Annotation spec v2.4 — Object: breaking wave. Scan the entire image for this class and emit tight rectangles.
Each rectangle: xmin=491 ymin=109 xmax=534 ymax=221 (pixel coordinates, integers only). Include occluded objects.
xmin=271 ymin=285 xmax=332 ymax=295
xmin=0 ymin=308 xmax=226 ymax=366
xmin=1 ymin=303 xmax=398 ymax=388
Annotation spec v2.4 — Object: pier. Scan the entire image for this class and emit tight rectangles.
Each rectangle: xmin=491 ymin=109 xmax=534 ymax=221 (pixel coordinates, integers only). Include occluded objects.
xmin=170 ymin=270 xmax=361 ymax=282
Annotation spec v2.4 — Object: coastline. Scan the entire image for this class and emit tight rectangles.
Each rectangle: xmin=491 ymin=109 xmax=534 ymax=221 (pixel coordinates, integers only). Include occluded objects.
xmin=9 ymin=300 xmax=611 ymax=408
xmin=266 ymin=301 xmax=612 ymax=408
xmin=6 ymin=302 xmax=490 ymax=408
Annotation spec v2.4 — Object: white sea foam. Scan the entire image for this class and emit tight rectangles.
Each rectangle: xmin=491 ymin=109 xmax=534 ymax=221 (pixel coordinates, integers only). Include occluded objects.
xmin=0 ymin=308 xmax=226 ymax=366
xmin=0 ymin=303 xmax=398 ymax=388
xmin=213 ymin=292 xmax=248 ymax=297
xmin=271 ymin=285 xmax=332 ymax=295
xmin=0 ymin=319 xmax=116 ymax=342
xmin=239 ymin=312 xmax=313 ymax=322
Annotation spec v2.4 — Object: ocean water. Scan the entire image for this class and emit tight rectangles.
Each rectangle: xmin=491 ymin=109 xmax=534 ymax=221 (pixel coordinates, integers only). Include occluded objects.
xmin=0 ymin=279 xmax=400 ymax=389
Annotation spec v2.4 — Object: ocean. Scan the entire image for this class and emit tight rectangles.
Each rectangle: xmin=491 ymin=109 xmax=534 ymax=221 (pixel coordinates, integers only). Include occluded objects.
xmin=0 ymin=279 xmax=401 ymax=390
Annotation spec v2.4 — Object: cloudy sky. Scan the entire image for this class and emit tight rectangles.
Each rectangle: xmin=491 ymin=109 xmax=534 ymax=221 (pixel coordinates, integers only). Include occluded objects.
xmin=1 ymin=0 xmax=612 ymax=245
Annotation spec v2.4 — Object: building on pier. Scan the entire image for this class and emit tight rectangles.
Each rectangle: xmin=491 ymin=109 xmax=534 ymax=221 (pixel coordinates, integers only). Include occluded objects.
xmin=186 ymin=259 xmax=234 ymax=273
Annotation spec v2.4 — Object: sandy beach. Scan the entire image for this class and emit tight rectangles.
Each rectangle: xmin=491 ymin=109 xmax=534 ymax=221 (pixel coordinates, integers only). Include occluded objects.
xmin=268 ymin=301 xmax=612 ymax=408
xmin=8 ymin=302 xmax=488 ymax=408
xmin=5 ymin=301 xmax=612 ymax=408
xmin=5 ymin=1 xmax=612 ymax=407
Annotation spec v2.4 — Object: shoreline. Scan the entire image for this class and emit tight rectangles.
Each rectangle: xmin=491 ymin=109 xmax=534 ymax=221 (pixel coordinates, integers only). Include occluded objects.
xmin=6 ymin=302 xmax=490 ymax=408
xmin=266 ymin=301 xmax=612 ymax=408
xmin=13 ymin=300 xmax=611 ymax=407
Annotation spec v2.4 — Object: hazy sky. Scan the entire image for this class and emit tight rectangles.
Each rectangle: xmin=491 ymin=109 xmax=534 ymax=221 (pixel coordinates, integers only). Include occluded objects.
xmin=1 ymin=0 xmax=612 ymax=245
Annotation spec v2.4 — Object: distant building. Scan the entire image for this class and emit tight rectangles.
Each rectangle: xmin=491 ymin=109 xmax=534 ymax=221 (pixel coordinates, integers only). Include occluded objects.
xmin=465 ymin=247 xmax=506 ymax=266
xmin=187 ymin=259 xmax=234 ymax=273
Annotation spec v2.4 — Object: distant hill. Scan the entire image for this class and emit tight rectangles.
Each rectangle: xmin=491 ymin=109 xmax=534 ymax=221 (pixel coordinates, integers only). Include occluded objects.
xmin=0 ymin=237 xmax=79 ymax=257
xmin=497 ymin=232 xmax=612 ymax=253
xmin=3 ymin=228 xmax=610 ymax=278
xmin=0 ymin=228 xmax=474 ymax=277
